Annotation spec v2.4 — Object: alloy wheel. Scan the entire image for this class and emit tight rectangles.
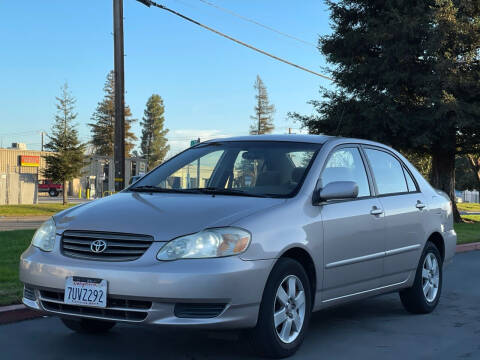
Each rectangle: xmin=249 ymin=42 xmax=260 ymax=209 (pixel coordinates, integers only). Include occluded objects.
xmin=273 ymin=275 xmax=306 ymax=344
xmin=422 ymin=253 xmax=440 ymax=302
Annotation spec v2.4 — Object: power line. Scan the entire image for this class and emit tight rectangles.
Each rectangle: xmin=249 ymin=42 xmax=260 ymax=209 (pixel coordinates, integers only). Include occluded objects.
xmin=0 ymin=130 xmax=42 ymax=136
xmin=195 ymin=0 xmax=317 ymax=48
xmin=137 ymin=0 xmax=332 ymax=81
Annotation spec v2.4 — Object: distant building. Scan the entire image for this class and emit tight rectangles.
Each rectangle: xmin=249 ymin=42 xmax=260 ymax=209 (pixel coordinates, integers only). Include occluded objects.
xmin=82 ymin=155 xmax=147 ymax=197
xmin=9 ymin=142 xmax=27 ymax=150
xmin=0 ymin=143 xmax=147 ymax=202
xmin=0 ymin=144 xmax=49 ymax=178
xmin=0 ymin=144 xmax=47 ymax=204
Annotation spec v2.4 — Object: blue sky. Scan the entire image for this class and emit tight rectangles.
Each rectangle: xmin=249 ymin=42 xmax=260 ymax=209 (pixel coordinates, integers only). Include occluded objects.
xmin=0 ymin=0 xmax=332 ymax=155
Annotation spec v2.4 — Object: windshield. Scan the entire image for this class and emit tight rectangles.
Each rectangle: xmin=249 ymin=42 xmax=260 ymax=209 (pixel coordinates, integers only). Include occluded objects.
xmin=131 ymin=141 xmax=321 ymax=198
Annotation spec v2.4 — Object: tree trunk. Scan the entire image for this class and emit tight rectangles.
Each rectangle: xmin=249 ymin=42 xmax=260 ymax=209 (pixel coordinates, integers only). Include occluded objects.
xmin=466 ymin=154 xmax=480 ymax=189
xmin=63 ymin=180 xmax=68 ymax=205
xmin=430 ymin=150 xmax=461 ymax=223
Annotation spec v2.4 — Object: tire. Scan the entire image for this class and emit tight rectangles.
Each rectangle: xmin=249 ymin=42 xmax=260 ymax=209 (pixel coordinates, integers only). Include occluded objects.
xmin=399 ymin=241 xmax=443 ymax=314
xmin=49 ymin=189 xmax=58 ymax=197
xmin=61 ymin=318 xmax=116 ymax=334
xmin=248 ymin=258 xmax=312 ymax=358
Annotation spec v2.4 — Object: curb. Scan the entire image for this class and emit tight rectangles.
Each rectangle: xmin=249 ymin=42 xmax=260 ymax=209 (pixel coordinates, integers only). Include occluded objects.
xmin=456 ymin=242 xmax=480 ymax=253
xmin=0 ymin=304 xmax=43 ymax=325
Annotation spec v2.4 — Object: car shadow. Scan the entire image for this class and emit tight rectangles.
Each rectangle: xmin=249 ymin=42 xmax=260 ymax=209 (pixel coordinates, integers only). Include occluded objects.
xmin=50 ymin=294 xmax=411 ymax=360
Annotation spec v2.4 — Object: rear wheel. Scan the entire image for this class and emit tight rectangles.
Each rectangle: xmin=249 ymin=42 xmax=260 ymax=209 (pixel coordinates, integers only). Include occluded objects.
xmin=48 ymin=189 xmax=58 ymax=197
xmin=248 ymin=258 xmax=312 ymax=358
xmin=399 ymin=241 xmax=443 ymax=314
xmin=61 ymin=318 xmax=116 ymax=334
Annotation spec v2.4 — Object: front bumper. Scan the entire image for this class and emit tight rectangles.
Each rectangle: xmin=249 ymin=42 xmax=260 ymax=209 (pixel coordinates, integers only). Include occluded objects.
xmin=20 ymin=244 xmax=274 ymax=329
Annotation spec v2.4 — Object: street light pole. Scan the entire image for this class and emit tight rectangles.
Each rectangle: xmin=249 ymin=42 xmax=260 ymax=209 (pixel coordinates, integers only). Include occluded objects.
xmin=113 ymin=0 xmax=126 ymax=191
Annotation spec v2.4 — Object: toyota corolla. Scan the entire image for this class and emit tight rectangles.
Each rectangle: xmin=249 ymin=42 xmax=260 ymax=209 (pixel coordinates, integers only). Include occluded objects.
xmin=20 ymin=135 xmax=456 ymax=358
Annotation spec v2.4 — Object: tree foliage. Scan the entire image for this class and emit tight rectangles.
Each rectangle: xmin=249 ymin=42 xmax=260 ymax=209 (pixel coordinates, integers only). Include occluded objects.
xmin=140 ymin=94 xmax=170 ymax=170
xmin=465 ymin=154 xmax=480 ymax=189
xmin=291 ymin=0 xmax=480 ymax=222
xmin=403 ymin=152 xmax=432 ymax=180
xmin=89 ymin=71 xmax=137 ymax=157
xmin=456 ymin=156 xmax=480 ymax=190
xmin=250 ymin=75 xmax=275 ymax=135
xmin=43 ymin=83 xmax=86 ymax=205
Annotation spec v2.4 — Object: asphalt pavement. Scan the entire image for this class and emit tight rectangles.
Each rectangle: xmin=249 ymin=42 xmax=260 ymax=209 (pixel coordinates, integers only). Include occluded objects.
xmin=0 ymin=217 xmax=49 ymax=231
xmin=38 ymin=196 xmax=90 ymax=204
xmin=1 ymin=251 xmax=479 ymax=360
xmin=0 ymin=197 xmax=90 ymax=230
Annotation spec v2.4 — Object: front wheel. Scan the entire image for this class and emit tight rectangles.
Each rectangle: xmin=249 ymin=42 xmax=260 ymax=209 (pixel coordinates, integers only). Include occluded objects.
xmin=399 ymin=241 xmax=443 ymax=314
xmin=48 ymin=189 xmax=58 ymax=197
xmin=248 ymin=258 xmax=312 ymax=358
xmin=61 ymin=318 xmax=116 ymax=334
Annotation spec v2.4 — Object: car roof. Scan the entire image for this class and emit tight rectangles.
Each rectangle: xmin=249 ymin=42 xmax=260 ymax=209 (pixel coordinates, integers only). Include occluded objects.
xmin=204 ymin=134 xmax=333 ymax=144
xmin=202 ymin=135 xmax=398 ymax=152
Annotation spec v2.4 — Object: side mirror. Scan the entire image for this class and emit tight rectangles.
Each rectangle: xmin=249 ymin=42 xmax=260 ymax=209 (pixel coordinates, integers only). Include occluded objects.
xmin=313 ymin=181 xmax=359 ymax=205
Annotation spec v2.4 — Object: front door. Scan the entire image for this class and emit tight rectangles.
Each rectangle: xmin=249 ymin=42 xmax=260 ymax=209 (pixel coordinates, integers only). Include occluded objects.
xmin=320 ymin=146 xmax=386 ymax=301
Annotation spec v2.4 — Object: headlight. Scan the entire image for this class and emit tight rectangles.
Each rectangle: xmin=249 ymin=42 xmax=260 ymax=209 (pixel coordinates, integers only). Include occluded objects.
xmin=157 ymin=227 xmax=251 ymax=261
xmin=31 ymin=218 xmax=56 ymax=252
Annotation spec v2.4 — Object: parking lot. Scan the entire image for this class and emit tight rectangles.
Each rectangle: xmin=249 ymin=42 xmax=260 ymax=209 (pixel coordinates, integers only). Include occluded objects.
xmin=1 ymin=251 xmax=478 ymax=360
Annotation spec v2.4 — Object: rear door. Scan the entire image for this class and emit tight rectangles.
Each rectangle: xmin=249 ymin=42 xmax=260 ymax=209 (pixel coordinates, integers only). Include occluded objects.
xmin=320 ymin=146 xmax=386 ymax=301
xmin=363 ymin=147 xmax=426 ymax=286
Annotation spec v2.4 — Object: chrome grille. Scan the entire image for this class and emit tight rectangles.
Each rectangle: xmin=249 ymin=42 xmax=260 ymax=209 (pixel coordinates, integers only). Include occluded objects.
xmin=61 ymin=231 xmax=154 ymax=261
xmin=39 ymin=289 xmax=151 ymax=322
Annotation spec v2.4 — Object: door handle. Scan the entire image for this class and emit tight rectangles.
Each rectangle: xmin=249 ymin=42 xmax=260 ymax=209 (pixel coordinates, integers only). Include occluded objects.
xmin=370 ymin=207 xmax=383 ymax=216
xmin=416 ymin=202 xmax=426 ymax=210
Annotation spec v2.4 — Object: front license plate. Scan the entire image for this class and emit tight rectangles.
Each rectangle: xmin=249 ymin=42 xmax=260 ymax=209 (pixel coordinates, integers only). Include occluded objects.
xmin=64 ymin=276 xmax=107 ymax=308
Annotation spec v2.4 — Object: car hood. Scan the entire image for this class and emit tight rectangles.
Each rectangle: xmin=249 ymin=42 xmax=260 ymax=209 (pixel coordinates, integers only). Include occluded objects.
xmin=54 ymin=192 xmax=284 ymax=241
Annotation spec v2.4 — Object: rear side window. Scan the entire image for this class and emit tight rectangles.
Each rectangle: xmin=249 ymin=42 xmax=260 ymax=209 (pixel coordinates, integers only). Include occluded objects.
xmin=364 ymin=149 xmax=408 ymax=195
xmin=321 ymin=147 xmax=371 ymax=197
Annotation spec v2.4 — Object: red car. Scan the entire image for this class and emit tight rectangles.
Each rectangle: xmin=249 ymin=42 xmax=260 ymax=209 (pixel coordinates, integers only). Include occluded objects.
xmin=38 ymin=180 xmax=63 ymax=197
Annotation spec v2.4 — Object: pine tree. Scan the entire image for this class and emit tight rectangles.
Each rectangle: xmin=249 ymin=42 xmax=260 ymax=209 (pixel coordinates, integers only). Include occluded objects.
xmin=43 ymin=83 xmax=86 ymax=205
xmin=140 ymin=94 xmax=170 ymax=170
xmin=250 ymin=75 xmax=275 ymax=135
xmin=89 ymin=71 xmax=137 ymax=157
xmin=291 ymin=0 xmax=480 ymax=222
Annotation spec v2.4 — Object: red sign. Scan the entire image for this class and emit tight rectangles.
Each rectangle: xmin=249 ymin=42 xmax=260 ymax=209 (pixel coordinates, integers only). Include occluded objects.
xmin=20 ymin=155 xmax=40 ymax=167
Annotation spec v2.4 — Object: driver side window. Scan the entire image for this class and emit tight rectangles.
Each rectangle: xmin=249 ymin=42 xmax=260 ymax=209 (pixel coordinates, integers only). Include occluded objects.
xmin=321 ymin=147 xmax=371 ymax=198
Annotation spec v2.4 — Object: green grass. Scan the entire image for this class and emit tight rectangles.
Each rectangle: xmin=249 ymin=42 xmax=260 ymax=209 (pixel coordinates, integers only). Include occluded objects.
xmin=0 ymin=204 xmax=76 ymax=217
xmin=0 ymin=230 xmax=34 ymax=306
xmin=455 ymin=222 xmax=480 ymax=245
xmin=462 ymin=214 xmax=480 ymax=222
xmin=457 ymin=202 xmax=480 ymax=213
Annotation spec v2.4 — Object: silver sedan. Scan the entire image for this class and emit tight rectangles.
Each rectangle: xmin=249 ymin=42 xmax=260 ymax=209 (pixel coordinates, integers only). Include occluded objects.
xmin=20 ymin=135 xmax=456 ymax=358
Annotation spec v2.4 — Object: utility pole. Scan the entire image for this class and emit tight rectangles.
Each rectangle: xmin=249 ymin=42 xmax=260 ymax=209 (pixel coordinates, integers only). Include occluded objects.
xmin=196 ymin=137 xmax=200 ymax=187
xmin=113 ymin=0 xmax=126 ymax=191
xmin=40 ymin=131 xmax=47 ymax=151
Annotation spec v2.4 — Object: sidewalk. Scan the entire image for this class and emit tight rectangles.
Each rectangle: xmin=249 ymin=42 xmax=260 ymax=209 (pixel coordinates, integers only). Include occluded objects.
xmin=0 ymin=216 xmax=50 ymax=231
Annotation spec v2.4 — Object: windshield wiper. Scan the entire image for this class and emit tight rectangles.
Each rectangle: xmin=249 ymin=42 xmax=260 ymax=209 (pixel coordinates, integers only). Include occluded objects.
xmin=131 ymin=185 xmax=269 ymax=198
xmin=188 ymin=187 xmax=267 ymax=198
xmin=130 ymin=186 xmax=196 ymax=194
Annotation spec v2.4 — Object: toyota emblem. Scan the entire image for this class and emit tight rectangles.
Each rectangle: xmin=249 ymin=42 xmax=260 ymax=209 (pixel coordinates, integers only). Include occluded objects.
xmin=90 ymin=239 xmax=107 ymax=253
